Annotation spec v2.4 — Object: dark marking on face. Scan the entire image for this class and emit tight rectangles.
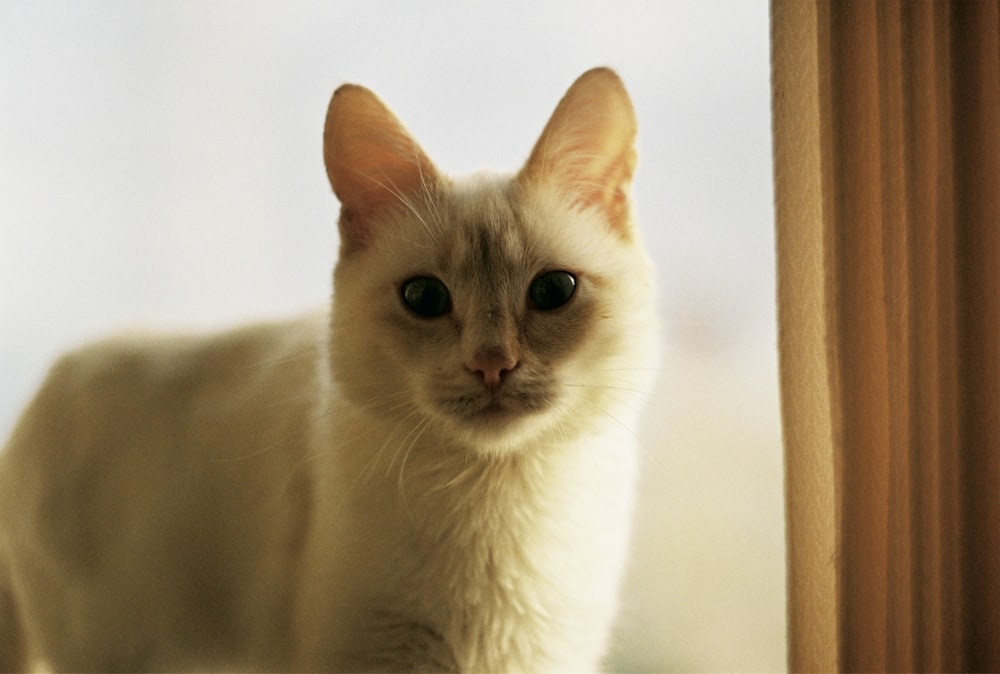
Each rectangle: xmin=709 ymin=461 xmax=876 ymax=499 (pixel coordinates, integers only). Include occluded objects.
xmin=460 ymin=221 xmax=522 ymax=291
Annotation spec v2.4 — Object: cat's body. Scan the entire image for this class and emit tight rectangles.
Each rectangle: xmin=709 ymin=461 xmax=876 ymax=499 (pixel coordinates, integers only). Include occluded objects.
xmin=0 ymin=68 xmax=658 ymax=672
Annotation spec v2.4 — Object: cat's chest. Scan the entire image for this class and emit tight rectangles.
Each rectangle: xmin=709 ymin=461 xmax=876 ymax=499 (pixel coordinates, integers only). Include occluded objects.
xmin=311 ymin=425 xmax=627 ymax=670
xmin=392 ymin=459 xmax=588 ymax=658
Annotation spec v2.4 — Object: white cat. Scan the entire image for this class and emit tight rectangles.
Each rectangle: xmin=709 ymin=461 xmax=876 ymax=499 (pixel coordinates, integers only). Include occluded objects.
xmin=0 ymin=67 xmax=659 ymax=672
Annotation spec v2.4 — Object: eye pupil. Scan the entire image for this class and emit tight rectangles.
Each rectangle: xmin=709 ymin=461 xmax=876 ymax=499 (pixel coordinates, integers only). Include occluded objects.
xmin=529 ymin=271 xmax=577 ymax=311
xmin=401 ymin=277 xmax=451 ymax=317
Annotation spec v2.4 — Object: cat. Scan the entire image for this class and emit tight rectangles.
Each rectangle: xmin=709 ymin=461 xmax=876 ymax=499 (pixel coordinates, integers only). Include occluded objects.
xmin=0 ymin=66 xmax=659 ymax=673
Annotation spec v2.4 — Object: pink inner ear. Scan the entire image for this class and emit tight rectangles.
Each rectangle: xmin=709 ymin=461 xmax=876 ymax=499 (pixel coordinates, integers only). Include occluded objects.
xmin=332 ymin=153 xmax=429 ymax=249
xmin=603 ymin=148 xmax=638 ymax=234
xmin=518 ymin=68 xmax=638 ymax=238
xmin=323 ymin=84 xmax=438 ymax=253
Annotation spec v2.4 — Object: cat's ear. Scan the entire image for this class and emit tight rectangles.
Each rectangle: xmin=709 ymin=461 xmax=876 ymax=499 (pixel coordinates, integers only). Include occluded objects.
xmin=519 ymin=68 xmax=638 ymax=237
xmin=323 ymin=84 xmax=438 ymax=254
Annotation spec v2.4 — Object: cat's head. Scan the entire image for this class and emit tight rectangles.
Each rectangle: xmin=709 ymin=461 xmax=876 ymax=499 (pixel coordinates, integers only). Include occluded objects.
xmin=324 ymin=68 xmax=657 ymax=456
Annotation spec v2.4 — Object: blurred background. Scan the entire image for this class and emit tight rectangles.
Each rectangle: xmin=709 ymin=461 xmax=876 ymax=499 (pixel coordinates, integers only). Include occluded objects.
xmin=0 ymin=1 xmax=783 ymax=670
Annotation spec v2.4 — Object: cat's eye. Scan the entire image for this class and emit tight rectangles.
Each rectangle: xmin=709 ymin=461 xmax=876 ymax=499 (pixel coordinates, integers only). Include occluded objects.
xmin=529 ymin=271 xmax=577 ymax=311
xmin=401 ymin=277 xmax=452 ymax=317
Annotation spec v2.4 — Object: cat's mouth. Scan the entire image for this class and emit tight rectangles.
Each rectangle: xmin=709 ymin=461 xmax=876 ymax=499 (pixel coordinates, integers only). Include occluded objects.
xmin=437 ymin=385 xmax=556 ymax=428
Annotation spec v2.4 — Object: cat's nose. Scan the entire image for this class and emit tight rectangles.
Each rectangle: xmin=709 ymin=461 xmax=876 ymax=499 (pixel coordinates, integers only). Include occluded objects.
xmin=466 ymin=349 xmax=518 ymax=389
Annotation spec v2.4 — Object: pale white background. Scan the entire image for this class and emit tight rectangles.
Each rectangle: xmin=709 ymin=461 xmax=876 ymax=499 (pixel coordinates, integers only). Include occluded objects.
xmin=0 ymin=1 xmax=784 ymax=670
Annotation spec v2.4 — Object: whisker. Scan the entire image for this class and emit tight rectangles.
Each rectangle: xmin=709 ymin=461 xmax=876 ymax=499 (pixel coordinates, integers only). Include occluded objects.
xmin=563 ymin=382 xmax=655 ymax=397
xmin=346 ymin=165 xmax=441 ymax=245
xmin=394 ymin=415 xmax=433 ymax=511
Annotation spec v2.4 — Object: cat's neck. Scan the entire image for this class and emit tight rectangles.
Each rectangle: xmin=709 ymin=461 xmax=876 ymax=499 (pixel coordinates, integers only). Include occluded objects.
xmin=317 ymin=401 xmax=571 ymax=503
xmin=301 ymin=361 xmax=638 ymax=670
xmin=327 ymin=411 xmax=630 ymax=668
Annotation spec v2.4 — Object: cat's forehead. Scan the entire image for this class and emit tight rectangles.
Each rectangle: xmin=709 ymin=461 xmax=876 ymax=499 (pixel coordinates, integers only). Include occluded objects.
xmin=450 ymin=217 xmax=525 ymax=281
xmin=438 ymin=179 xmax=534 ymax=278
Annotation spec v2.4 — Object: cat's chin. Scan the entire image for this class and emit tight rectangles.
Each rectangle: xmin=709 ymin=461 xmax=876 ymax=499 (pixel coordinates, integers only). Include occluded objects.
xmin=447 ymin=420 xmax=549 ymax=457
xmin=433 ymin=398 xmax=572 ymax=457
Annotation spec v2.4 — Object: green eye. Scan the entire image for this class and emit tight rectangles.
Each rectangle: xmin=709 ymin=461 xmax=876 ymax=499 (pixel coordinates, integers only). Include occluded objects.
xmin=529 ymin=271 xmax=577 ymax=311
xmin=401 ymin=277 xmax=451 ymax=317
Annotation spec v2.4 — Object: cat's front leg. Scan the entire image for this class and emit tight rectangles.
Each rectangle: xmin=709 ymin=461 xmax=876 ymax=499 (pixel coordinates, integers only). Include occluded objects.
xmin=296 ymin=607 xmax=459 ymax=673
xmin=342 ymin=609 xmax=459 ymax=673
xmin=0 ymin=554 xmax=28 ymax=673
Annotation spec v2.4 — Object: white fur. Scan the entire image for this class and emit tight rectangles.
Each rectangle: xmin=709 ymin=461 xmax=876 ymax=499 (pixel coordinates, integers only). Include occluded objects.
xmin=0 ymin=67 xmax=658 ymax=672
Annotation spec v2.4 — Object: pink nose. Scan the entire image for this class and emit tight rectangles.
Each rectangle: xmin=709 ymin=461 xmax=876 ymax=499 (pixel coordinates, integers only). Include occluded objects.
xmin=466 ymin=350 xmax=518 ymax=389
